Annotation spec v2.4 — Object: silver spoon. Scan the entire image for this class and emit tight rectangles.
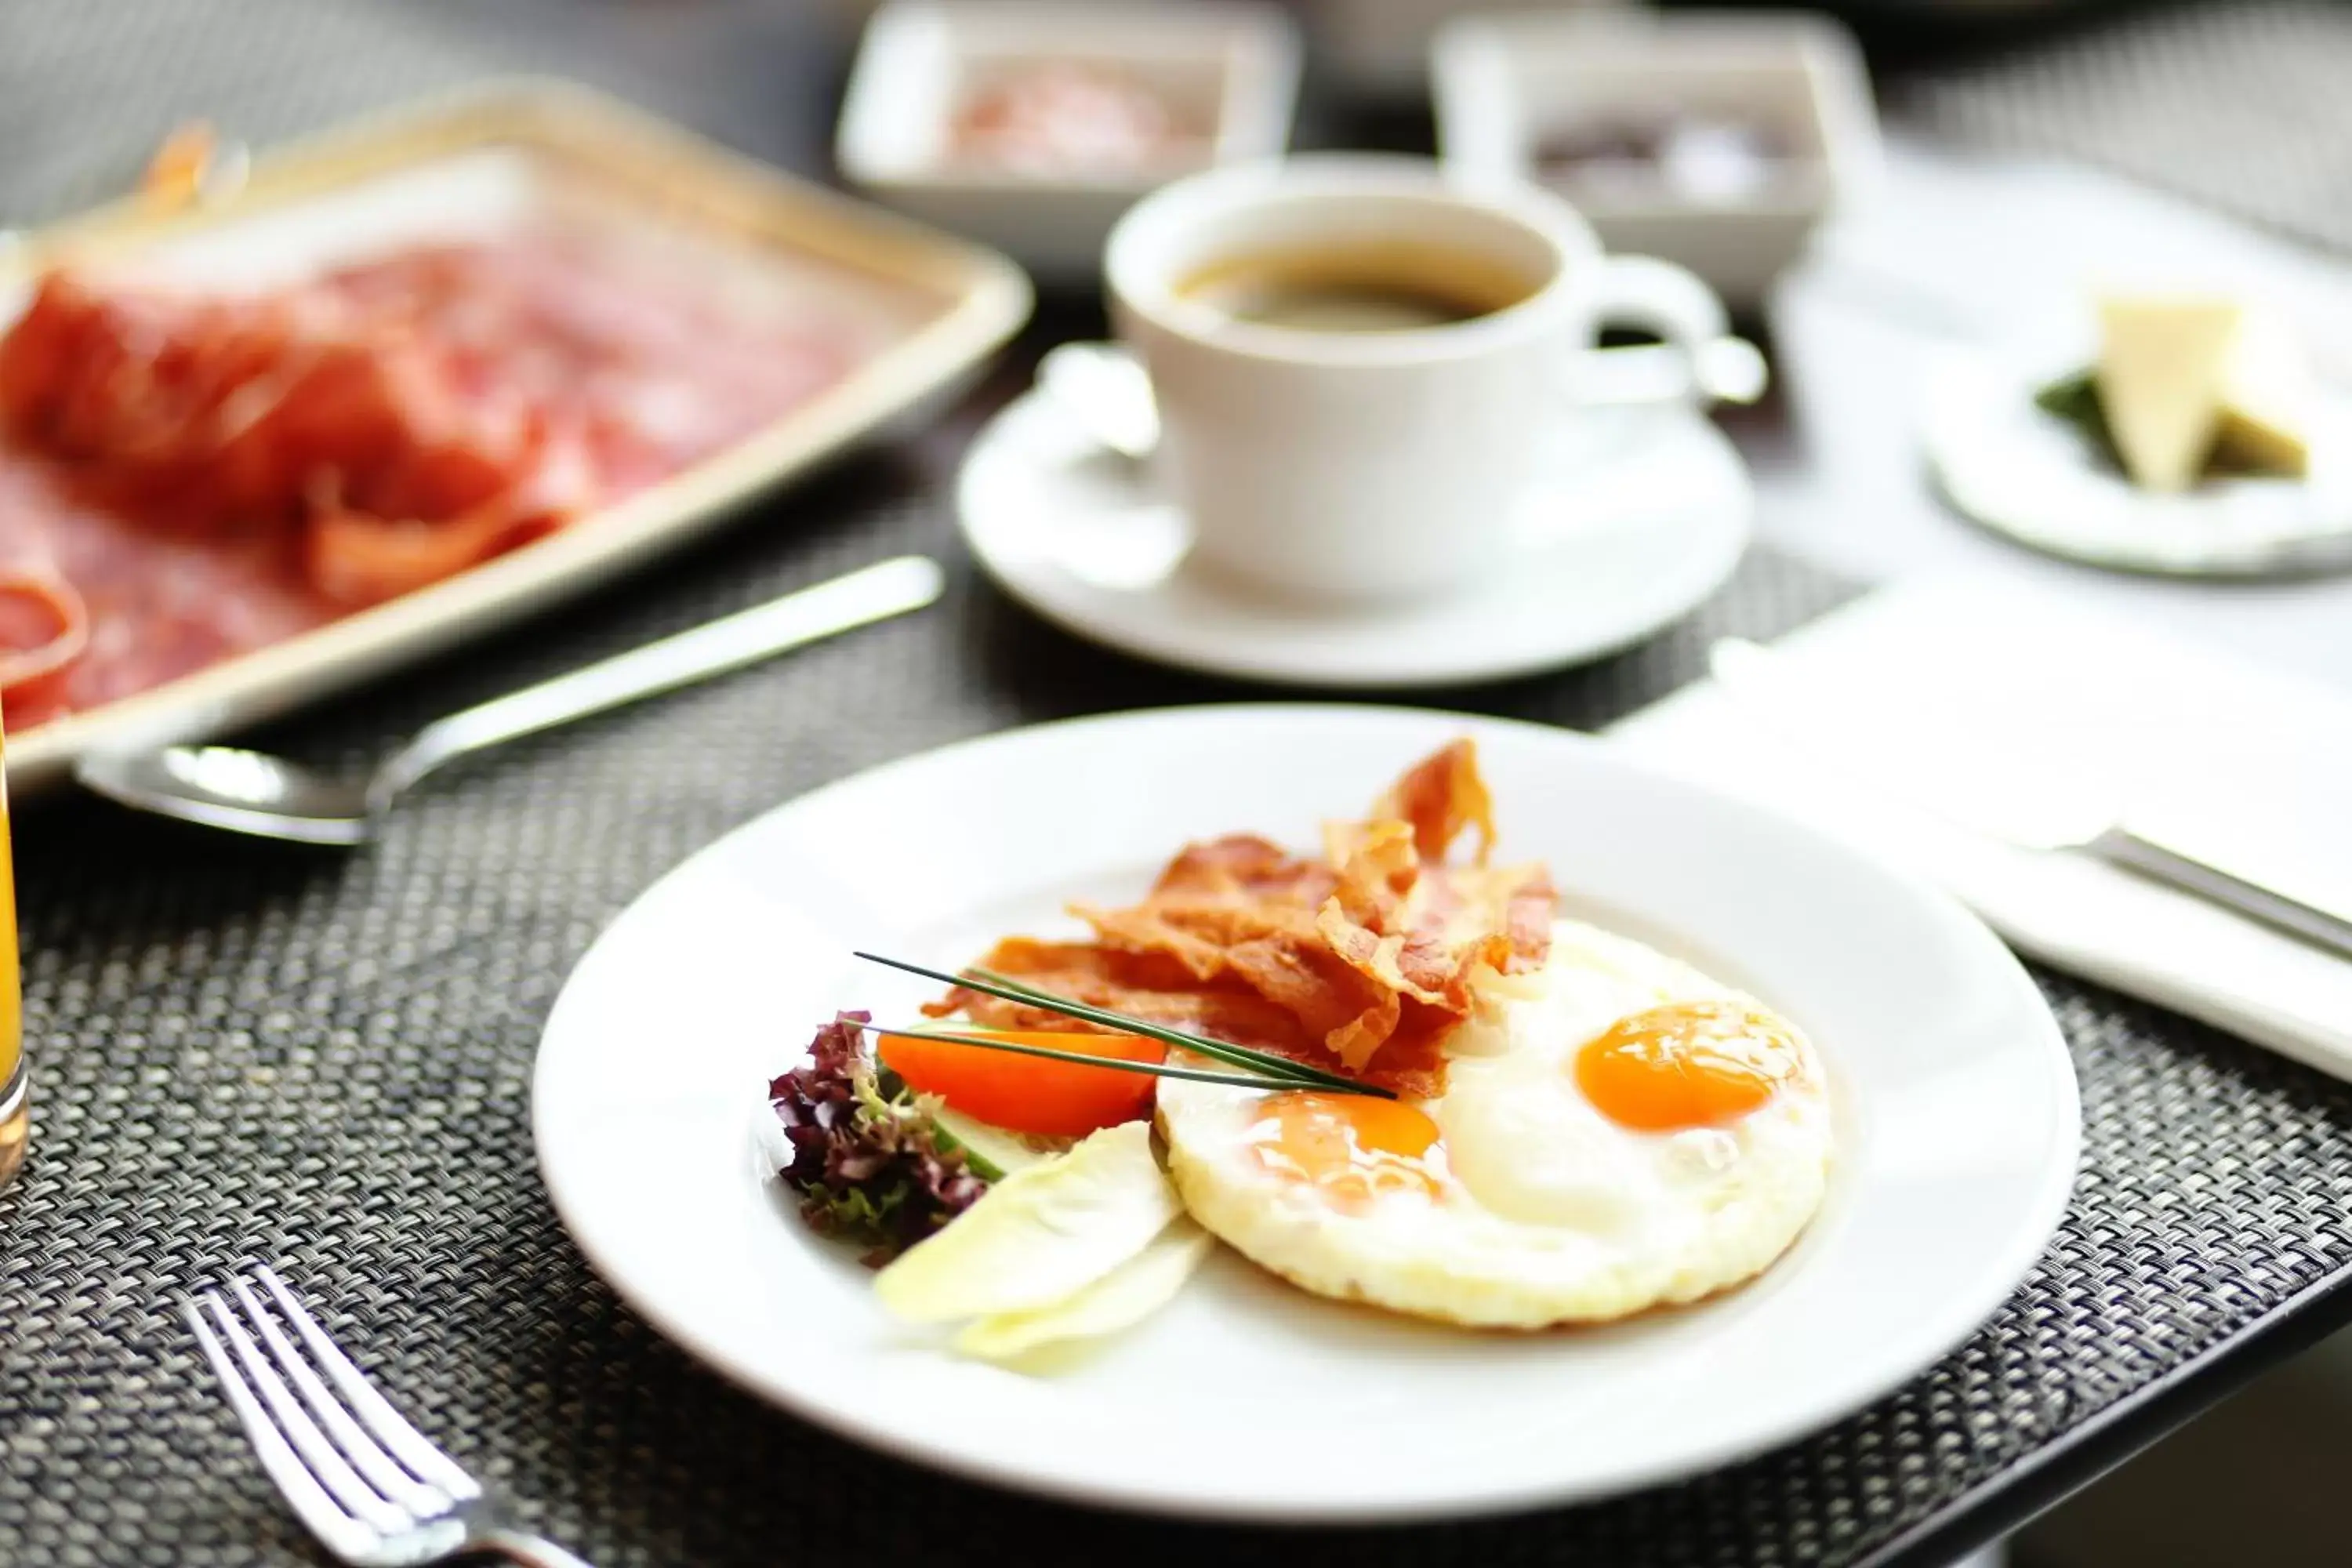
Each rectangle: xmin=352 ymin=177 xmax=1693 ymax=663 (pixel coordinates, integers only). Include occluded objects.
xmin=1037 ymin=336 xmax=1770 ymax=463
xmin=74 ymin=554 xmax=946 ymax=846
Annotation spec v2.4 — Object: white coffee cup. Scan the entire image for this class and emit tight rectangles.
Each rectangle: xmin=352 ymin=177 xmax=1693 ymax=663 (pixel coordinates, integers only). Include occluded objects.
xmin=1105 ymin=154 xmax=1730 ymax=606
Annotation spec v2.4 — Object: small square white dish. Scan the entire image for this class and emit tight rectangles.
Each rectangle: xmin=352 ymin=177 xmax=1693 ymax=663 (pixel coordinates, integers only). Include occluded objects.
xmin=1434 ymin=9 xmax=1880 ymax=310
xmin=837 ymin=1 xmax=1301 ymax=285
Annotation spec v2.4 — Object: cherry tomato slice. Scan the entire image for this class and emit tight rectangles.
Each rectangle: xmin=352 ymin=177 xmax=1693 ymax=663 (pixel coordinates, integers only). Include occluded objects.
xmin=879 ymin=1029 xmax=1163 ymax=1138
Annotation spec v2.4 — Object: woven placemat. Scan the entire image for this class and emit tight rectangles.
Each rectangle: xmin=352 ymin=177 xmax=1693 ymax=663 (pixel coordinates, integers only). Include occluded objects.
xmin=1897 ymin=0 xmax=2352 ymax=259
xmin=4 ymin=3 xmax=2352 ymax=1566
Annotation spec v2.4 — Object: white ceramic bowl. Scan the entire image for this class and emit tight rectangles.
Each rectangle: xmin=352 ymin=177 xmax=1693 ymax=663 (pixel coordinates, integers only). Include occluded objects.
xmin=1434 ymin=9 xmax=1881 ymax=310
xmin=837 ymin=1 xmax=1301 ymax=286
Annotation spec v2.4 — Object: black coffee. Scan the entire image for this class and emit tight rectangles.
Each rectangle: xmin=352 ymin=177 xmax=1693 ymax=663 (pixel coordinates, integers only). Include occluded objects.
xmin=1174 ymin=243 xmax=1544 ymax=332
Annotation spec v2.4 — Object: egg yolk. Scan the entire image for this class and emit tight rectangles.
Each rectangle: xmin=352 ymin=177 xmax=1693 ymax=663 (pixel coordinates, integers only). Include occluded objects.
xmin=1573 ymin=1000 xmax=1805 ymax=1132
xmin=1247 ymin=1091 xmax=1443 ymax=1209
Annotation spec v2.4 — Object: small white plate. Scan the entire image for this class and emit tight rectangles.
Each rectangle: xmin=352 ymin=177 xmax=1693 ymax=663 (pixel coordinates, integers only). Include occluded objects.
xmin=534 ymin=705 xmax=2079 ymax=1523
xmin=1926 ymin=352 xmax=2352 ymax=577
xmin=956 ymin=366 xmax=1754 ymax=687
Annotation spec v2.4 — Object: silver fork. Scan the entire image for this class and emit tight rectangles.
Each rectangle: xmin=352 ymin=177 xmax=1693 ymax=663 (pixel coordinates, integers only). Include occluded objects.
xmin=184 ymin=1265 xmax=593 ymax=1568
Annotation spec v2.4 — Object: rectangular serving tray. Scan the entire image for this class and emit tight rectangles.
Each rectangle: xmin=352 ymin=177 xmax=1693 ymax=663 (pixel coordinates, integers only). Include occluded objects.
xmin=0 ymin=80 xmax=1031 ymax=797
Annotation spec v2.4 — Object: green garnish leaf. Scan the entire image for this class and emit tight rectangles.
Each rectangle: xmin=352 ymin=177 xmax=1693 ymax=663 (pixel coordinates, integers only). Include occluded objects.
xmin=2034 ymin=369 xmax=2122 ymax=466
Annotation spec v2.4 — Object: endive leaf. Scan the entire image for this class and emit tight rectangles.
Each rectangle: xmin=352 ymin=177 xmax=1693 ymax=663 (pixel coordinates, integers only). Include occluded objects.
xmin=953 ymin=1219 xmax=1212 ymax=1363
xmin=873 ymin=1121 xmax=1179 ymax=1323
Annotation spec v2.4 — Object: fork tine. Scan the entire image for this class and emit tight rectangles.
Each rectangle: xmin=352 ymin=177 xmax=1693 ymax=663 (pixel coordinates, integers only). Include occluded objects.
xmin=201 ymin=1290 xmax=414 ymax=1538
xmin=185 ymin=1299 xmax=381 ymax=1564
xmin=253 ymin=1264 xmax=478 ymax=1497
xmin=229 ymin=1275 xmax=451 ymax=1517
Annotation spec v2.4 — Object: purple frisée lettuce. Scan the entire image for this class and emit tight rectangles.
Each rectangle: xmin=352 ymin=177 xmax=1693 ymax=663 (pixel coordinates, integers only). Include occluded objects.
xmin=770 ymin=1011 xmax=989 ymax=1264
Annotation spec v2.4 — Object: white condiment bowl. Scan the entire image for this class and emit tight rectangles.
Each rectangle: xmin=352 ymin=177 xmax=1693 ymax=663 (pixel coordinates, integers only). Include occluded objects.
xmin=1434 ymin=9 xmax=1881 ymax=311
xmin=837 ymin=0 xmax=1301 ymax=286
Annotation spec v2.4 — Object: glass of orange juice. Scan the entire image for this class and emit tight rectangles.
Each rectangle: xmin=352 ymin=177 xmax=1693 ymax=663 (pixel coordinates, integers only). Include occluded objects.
xmin=0 ymin=705 xmax=24 ymax=1189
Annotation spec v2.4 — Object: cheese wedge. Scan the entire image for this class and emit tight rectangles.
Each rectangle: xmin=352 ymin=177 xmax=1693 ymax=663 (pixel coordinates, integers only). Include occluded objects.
xmin=2213 ymin=315 xmax=2314 ymax=478
xmin=2096 ymin=297 xmax=2241 ymax=492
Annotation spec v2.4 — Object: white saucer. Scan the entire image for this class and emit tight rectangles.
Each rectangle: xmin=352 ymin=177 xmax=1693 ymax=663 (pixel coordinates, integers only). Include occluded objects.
xmin=957 ymin=367 xmax=1755 ymax=688
xmin=1925 ymin=351 xmax=2352 ymax=578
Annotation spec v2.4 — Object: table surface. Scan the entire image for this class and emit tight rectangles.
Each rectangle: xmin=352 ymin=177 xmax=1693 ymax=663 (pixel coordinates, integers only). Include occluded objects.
xmin=5 ymin=3 xmax=2352 ymax=1567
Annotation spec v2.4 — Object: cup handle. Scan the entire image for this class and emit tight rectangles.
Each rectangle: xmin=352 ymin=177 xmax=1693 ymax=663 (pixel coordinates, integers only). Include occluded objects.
xmin=1596 ymin=254 xmax=1727 ymax=358
xmin=1570 ymin=256 xmax=1740 ymax=408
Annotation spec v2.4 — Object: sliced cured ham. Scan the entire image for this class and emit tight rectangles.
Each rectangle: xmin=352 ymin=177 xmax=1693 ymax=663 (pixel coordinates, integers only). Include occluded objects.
xmin=0 ymin=226 xmax=869 ymax=732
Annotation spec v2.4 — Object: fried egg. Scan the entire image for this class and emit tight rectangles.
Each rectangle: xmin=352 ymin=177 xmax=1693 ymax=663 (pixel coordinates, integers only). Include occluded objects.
xmin=1156 ymin=920 xmax=1833 ymax=1327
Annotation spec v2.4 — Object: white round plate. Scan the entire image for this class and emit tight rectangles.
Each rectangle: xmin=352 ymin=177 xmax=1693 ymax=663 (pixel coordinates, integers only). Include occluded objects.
xmin=956 ymin=372 xmax=1753 ymax=688
xmin=1926 ymin=351 xmax=2352 ymax=577
xmin=534 ymin=706 xmax=2078 ymax=1523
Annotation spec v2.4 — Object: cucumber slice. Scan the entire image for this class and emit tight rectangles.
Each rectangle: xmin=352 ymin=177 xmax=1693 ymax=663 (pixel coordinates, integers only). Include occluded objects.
xmin=931 ymin=1105 xmax=1066 ymax=1181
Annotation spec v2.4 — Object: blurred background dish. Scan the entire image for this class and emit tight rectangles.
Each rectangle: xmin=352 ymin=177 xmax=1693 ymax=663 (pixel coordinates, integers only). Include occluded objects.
xmin=0 ymin=83 xmax=1029 ymax=795
xmin=1923 ymin=350 xmax=2352 ymax=576
xmin=1435 ymin=9 xmax=1881 ymax=312
xmin=837 ymin=0 xmax=1301 ymax=285
xmin=827 ymin=0 xmax=2122 ymax=100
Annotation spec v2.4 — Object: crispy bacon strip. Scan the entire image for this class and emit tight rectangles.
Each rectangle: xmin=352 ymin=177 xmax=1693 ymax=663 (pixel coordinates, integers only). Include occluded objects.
xmin=925 ymin=741 xmax=1553 ymax=1096
xmin=1374 ymin=738 xmax=1498 ymax=863
xmin=932 ymin=938 xmax=1311 ymax=1047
